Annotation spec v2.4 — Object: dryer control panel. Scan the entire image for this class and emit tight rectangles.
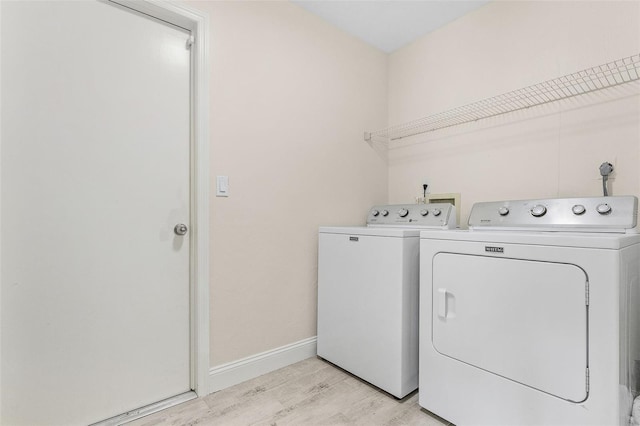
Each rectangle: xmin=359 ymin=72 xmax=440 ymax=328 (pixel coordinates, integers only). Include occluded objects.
xmin=367 ymin=203 xmax=456 ymax=229
xmin=469 ymin=196 xmax=638 ymax=232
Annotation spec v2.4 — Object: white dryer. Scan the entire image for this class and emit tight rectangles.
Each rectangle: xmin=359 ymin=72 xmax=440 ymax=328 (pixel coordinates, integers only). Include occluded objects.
xmin=317 ymin=203 xmax=456 ymax=398
xmin=419 ymin=196 xmax=640 ymax=425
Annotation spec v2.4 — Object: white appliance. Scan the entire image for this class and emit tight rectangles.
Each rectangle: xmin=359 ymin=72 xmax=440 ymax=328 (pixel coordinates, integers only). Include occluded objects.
xmin=419 ymin=196 xmax=640 ymax=425
xmin=317 ymin=203 xmax=456 ymax=398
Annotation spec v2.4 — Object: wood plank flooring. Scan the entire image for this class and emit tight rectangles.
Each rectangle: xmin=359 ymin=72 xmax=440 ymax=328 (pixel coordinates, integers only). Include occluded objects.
xmin=128 ymin=357 xmax=451 ymax=426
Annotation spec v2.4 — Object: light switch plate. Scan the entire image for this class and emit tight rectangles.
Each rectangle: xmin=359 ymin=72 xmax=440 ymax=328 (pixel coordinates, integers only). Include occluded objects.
xmin=216 ymin=176 xmax=229 ymax=197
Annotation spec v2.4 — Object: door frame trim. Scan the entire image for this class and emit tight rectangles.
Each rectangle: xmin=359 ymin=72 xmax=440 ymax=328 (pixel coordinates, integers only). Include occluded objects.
xmin=107 ymin=0 xmax=211 ymax=396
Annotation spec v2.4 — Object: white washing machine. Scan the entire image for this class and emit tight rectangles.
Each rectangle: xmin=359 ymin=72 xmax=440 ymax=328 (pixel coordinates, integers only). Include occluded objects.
xmin=419 ymin=196 xmax=640 ymax=425
xmin=317 ymin=203 xmax=456 ymax=398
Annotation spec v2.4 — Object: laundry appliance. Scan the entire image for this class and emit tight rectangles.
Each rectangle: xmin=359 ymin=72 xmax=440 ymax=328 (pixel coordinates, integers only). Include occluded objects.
xmin=419 ymin=196 xmax=640 ymax=425
xmin=317 ymin=203 xmax=456 ymax=398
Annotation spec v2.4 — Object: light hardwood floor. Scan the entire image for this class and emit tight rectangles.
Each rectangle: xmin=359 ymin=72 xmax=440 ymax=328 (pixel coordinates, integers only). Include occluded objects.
xmin=128 ymin=357 xmax=451 ymax=426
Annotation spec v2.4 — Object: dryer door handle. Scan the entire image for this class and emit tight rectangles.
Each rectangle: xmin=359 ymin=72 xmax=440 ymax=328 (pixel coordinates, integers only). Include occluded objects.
xmin=438 ymin=288 xmax=448 ymax=319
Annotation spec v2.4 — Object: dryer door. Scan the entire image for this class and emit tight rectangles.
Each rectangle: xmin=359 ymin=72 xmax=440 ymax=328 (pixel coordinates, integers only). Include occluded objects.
xmin=432 ymin=253 xmax=588 ymax=402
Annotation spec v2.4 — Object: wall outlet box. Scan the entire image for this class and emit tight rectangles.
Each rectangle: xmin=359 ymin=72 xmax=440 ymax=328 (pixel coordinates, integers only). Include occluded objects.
xmin=426 ymin=193 xmax=461 ymax=225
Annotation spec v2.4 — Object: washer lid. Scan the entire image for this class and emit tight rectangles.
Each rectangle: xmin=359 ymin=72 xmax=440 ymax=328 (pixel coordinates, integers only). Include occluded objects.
xmin=319 ymin=226 xmax=420 ymax=238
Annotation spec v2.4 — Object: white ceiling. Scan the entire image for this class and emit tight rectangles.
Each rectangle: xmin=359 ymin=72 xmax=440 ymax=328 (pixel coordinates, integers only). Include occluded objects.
xmin=292 ymin=0 xmax=490 ymax=53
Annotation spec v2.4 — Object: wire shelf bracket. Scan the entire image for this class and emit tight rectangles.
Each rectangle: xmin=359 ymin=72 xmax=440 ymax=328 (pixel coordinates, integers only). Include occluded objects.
xmin=365 ymin=54 xmax=640 ymax=145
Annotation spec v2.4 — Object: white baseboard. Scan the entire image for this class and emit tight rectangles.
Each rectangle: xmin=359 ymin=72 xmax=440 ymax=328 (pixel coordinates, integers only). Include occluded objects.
xmin=208 ymin=336 xmax=317 ymax=393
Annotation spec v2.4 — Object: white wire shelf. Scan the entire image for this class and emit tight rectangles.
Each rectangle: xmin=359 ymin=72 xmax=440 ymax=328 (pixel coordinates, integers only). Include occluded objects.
xmin=365 ymin=53 xmax=640 ymax=144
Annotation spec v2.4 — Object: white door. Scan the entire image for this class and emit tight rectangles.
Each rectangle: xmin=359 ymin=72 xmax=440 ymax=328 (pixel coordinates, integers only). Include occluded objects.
xmin=1 ymin=1 xmax=192 ymax=424
xmin=432 ymin=253 xmax=588 ymax=402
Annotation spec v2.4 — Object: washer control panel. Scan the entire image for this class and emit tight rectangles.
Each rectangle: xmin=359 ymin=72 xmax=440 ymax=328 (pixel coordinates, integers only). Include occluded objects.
xmin=367 ymin=203 xmax=456 ymax=229
xmin=468 ymin=196 xmax=638 ymax=231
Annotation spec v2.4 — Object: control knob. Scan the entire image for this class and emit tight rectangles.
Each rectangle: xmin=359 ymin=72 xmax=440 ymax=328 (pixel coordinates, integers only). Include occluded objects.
xmin=398 ymin=208 xmax=409 ymax=218
xmin=432 ymin=208 xmax=442 ymax=217
xmin=381 ymin=210 xmax=389 ymax=217
xmin=371 ymin=210 xmax=380 ymax=217
xmin=420 ymin=209 xmax=429 ymax=216
xmin=498 ymin=206 xmax=509 ymax=216
xmin=596 ymin=203 xmax=612 ymax=215
xmin=530 ymin=205 xmax=547 ymax=217
xmin=571 ymin=205 xmax=586 ymax=215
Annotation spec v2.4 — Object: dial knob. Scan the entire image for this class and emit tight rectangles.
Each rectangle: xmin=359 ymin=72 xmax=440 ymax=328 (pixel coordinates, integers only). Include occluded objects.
xmin=572 ymin=204 xmax=586 ymax=215
xmin=498 ymin=206 xmax=509 ymax=216
xmin=596 ymin=203 xmax=612 ymax=215
xmin=371 ymin=209 xmax=380 ymax=217
xmin=420 ymin=209 xmax=429 ymax=216
xmin=398 ymin=208 xmax=409 ymax=218
xmin=381 ymin=210 xmax=389 ymax=217
xmin=432 ymin=208 xmax=442 ymax=217
xmin=530 ymin=205 xmax=547 ymax=217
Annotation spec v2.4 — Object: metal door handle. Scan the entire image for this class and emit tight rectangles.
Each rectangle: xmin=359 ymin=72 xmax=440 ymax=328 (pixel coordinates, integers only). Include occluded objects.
xmin=174 ymin=223 xmax=188 ymax=236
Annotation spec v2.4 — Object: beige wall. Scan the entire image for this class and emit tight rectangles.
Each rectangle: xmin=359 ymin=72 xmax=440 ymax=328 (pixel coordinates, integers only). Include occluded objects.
xmin=186 ymin=1 xmax=388 ymax=366
xmin=388 ymin=1 xmax=640 ymax=226
xmin=189 ymin=0 xmax=640 ymax=368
